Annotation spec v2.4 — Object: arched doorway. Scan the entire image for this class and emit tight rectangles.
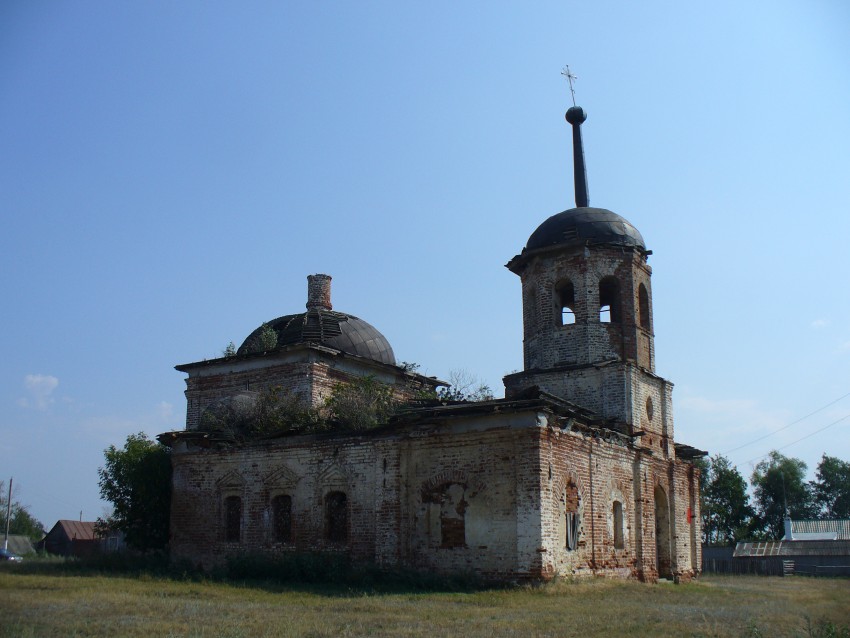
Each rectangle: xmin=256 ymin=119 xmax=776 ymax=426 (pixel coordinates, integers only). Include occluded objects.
xmin=654 ymin=485 xmax=672 ymax=578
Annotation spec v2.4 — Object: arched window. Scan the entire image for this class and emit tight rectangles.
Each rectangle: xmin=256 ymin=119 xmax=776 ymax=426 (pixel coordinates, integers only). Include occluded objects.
xmin=564 ymin=480 xmax=580 ymax=551
xmin=224 ymin=495 xmax=242 ymax=543
xmin=325 ymin=491 xmax=348 ymax=544
xmin=271 ymin=494 xmax=292 ymax=543
xmin=599 ymin=277 xmax=621 ymax=323
xmin=654 ymin=485 xmax=672 ymax=578
xmin=439 ymin=483 xmax=467 ymax=548
xmin=638 ymin=283 xmax=650 ymax=329
xmin=613 ymin=500 xmax=624 ymax=549
xmin=424 ymin=481 xmax=468 ymax=549
xmin=555 ymin=280 xmax=576 ymax=326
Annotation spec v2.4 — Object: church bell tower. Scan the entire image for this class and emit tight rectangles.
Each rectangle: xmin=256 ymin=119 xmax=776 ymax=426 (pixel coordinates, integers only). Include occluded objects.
xmin=504 ymin=104 xmax=674 ymax=456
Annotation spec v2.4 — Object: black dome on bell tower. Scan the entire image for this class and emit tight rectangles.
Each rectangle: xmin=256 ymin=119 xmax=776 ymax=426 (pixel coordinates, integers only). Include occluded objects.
xmin=525 ymin=207 xmax=646 ymax=252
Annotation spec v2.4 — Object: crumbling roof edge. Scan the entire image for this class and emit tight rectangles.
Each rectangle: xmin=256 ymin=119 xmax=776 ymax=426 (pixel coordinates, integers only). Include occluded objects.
xmin=673 ymin=442 xmax=708 ymax=460
xmin=506 ymin=241 xmax=648 ymax=274
xmin=175 ymin=344 xmax=444 ymax=387
xmin=159 ymin=389 xmax=633 ymax=450
xmin=390 ymin=389 xmax=605 ymax=426
xmin=504 ymin=361 xmax=672 ymax=385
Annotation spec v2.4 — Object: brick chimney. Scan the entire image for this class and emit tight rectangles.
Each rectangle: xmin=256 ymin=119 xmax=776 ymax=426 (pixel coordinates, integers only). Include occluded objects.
xmin=306 ymin=274 xmax=332 ymax=311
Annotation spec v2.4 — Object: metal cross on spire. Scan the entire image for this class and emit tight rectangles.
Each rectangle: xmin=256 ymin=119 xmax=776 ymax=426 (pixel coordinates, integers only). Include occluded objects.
xmin=562 ymin=65 xmax=589 ymax=207
xmin=561 ymin=65 xmax=577 ymax=107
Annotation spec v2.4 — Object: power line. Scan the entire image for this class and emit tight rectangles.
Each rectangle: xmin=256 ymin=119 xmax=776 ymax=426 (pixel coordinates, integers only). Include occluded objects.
xmin=744 ymin=412 xmax=850 ymax=465
xmin=722 ymin=389 xmax=850 ymax=455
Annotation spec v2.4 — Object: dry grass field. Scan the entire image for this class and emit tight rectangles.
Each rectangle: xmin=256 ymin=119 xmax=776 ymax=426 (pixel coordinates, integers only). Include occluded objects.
xmin=1 ymin=565 xmax=848 ymax=638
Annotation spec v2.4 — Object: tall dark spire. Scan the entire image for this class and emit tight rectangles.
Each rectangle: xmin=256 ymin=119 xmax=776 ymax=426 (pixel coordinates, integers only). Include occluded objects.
xmin=566 ymin=106 xmax=589 ymax=208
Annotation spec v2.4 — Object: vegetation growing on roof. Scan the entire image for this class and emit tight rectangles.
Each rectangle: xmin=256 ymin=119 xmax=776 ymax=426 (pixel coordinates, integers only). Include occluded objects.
xmin=436 ymin=369 xmax=495 ymax=402
xmin=200 ymin=387 xmax=323 ymax=440
xmin=197 ymin=367 xmax=499 ymax=444
xmin=200 ymin=376 xmax=403 ymax=441
xmin=257 ymin=323 xmax=279 ymax=351
xmin=325 ymin=376 xmax=398 ymax=431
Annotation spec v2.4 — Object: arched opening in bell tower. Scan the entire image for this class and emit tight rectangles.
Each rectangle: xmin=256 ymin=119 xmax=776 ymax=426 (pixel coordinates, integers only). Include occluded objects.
xmin=599 ymin=277 xmax=621 ymax=323
xmin=638 ymin=283 xmax=650 ymax=329
xmin=555 ymin=280 xmax=576 ymax=325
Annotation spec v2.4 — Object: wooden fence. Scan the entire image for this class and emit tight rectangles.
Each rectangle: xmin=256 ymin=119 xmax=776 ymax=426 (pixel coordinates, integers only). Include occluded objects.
xmin=702 ymin=557 xmax=788 ymax=576
xmin=703 ymin=556 xmax=850 ymax=577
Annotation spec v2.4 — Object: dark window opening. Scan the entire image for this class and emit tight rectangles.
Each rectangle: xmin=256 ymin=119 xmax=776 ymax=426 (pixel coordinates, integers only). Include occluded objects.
xmin=599 ymin=277 xmax=621 ymax=323
xmin=224 ymin=495 xmax=241 ymax=543
xmin=272 ymin=494 xmax=292 ymax=543
xmin=654 ymin=486 xmax=672 ymax=578
xmin=564 ymin=480 xmax=580 ymax=551
xmin=556 ymin=280 xmax=576 ymax=326
xmin=325 ymin=491 xmax=348 ymax=544
xmin=613 ymin=500 xmax=624 ymax=549
xmin=638 ymin=283 xmax=650 ymax=328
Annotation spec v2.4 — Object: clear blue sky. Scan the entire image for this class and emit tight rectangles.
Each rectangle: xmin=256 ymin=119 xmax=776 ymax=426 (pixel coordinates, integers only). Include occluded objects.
xmin=2 ymin=1 xmax=849 ymax=528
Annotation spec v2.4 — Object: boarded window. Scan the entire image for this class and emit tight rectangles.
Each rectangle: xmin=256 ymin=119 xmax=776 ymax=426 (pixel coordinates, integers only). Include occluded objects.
xmin=613 ymin=500 xmax=624 ymax=549
xmin=440 ymin=484 xmax=467 ymax=548
xmin=272 ymin=495 xmax=292 ymax=543
xmin=565 ymin=512 xmax=579 ymax=551
xmin=224 ymin=495 xmax=241 ymax=543
xmin=325 ymin=491 xmax=348 ymax=544
xmin=564 ymin=480 xmax=580 ymax=551
xmin=599 ymin=277 xmax=621 ymax=323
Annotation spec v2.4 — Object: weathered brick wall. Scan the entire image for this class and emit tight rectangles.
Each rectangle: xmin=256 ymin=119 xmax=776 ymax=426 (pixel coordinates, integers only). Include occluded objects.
xmin=505 ymin=242 xmax=671 ymax=455
xmin=536 ymin=420 xmax=698 ymax=582
xmin=540 ymin=425 xmax=637 ymax=578
xmin=169 ymin=411 xmax=545 ymax=578
xmin=516 ymin=246 xmax=654 ymax=372
xmin=170 ymin=431 xmax=390 ymax=570
xmin=169 ymin=408 xmax=700 ymax=583
xmin=184 ymin=361 xmax=314 ymax=430
xmin=669 ymin=460 xmax=701 ymax=581
xmin=182 ymin=352 xmax=433 ymax=431
xmin=400 ymin=416 xmax=535 ymax=578
xmin=505 ymin=363 xmax=674 ymax=455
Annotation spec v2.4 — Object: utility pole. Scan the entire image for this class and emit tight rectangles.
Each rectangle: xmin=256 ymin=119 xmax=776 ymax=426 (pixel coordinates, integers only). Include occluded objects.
xmin=4 ymin=477 xmax=12 ymax=551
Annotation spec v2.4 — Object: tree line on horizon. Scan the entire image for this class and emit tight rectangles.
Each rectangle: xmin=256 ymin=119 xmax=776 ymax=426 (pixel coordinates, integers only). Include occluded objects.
xmin=0 ymin=480 xmax=45 ymax=543
xmin=696 ymin=451 xmax=850 ymax=545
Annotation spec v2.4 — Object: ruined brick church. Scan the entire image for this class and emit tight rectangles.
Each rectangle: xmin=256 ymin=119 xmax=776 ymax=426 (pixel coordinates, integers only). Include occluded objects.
xmin=160 ymin=104 xmax=705 ymax=582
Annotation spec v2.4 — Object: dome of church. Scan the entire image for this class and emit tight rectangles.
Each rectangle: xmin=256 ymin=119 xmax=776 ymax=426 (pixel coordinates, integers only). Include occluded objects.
xmin=236 ymin=274 xmax=396 ymax=366
xmin=237 ymin=310 xmax=396 ymax=365
xmin=525 ymin=207 xmax=645 ymax=252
